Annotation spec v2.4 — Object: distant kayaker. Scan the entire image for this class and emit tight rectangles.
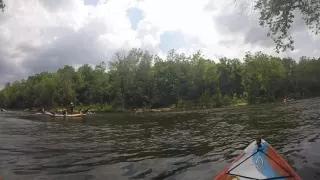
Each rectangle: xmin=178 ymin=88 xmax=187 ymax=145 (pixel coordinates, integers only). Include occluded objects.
xmin=70 ymin=102 xmax=75 ymax=114
xmin=283 ymin=97 xmax=289 ymax=102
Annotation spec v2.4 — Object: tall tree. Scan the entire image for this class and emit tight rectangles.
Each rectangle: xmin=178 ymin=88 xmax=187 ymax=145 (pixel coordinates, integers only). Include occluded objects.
xmin=254 ymin=0 xmax=320 ymax=52
xmin=1 ymin=48 xmax=320 ymax=110
xmin=0 ymin=0 xmax=5 ymax=12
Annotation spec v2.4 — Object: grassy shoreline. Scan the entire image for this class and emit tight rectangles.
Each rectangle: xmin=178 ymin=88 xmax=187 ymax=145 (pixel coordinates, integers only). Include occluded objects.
xmin=21 ymin=100 xmax=249 ymax=114
xmin=19 ymin=96 xmax=314 ymax=114
xmin=11 ymin=97 xmax=320 ymax=116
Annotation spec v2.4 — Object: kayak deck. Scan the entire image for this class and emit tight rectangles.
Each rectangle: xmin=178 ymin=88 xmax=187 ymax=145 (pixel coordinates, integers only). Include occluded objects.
xmin=214 ymin=139 xmax=302 ymax=180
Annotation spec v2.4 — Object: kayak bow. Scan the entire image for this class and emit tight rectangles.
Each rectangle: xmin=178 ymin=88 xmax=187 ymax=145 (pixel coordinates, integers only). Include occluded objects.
xmin=214 ymin=139 xmax=302 ymax=180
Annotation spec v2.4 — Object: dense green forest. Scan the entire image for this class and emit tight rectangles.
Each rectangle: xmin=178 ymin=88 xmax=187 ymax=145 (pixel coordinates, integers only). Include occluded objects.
xmin=0 ymin=49 xmax=320 ymax=110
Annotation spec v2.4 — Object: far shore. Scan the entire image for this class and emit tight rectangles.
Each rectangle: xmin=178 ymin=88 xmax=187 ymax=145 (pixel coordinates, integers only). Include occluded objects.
xmin=18 ymin=101 xmax=250 ymax=114
xmin=5 ymin=97 xmax=317 ymax=115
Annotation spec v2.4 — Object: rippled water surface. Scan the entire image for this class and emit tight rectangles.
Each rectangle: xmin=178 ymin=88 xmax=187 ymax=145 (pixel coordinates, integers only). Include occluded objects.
xmin=1 ymin=98 xmax=320 ymax=180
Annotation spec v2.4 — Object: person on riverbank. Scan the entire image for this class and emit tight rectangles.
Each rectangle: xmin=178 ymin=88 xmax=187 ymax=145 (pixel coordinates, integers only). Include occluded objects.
xmin=87 ymin=109 xmax=93 ymax=114
xmin=62 ymin=108 xmax=67 ymax=115
xmin=70 ymin=102 xmax=75 ymax=114
xmin=56 ymin=109 xmax=63 ymax=115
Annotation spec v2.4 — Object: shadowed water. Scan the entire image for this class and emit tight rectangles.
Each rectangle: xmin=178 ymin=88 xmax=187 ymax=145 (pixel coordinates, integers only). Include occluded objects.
xmin=0 ymin=98 xmax=320 ymax=180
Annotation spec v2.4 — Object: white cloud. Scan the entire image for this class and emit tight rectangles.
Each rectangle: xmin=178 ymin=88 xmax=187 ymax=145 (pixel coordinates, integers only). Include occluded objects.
xmin=136 ymin=0 xmax=221 ymax=51
xmin=0 ymin=0 xmax=319 ymax=86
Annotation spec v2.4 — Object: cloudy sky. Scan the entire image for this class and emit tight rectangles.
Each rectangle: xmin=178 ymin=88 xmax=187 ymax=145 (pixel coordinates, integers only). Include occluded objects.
xmin=0 ymin=0 xmax=319 ymax=87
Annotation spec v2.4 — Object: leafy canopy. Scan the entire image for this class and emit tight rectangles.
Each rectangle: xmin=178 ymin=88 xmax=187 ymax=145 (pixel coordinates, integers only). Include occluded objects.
xmin=254 ymin=0 xmax=320 ymax=52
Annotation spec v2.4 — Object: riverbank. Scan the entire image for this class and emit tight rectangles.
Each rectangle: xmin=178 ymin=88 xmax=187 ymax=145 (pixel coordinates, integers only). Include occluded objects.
xmin=17 ymin=96 xmax=315 ymax=114
xmin=18 ymin=99 xmax=295 ymax=114
xmin=21 ymin=101 xmax=249 ymax=114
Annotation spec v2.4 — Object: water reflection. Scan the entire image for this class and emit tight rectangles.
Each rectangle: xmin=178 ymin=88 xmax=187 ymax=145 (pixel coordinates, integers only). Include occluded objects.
xmin=0 ymin=98 xmax=319 ymax=179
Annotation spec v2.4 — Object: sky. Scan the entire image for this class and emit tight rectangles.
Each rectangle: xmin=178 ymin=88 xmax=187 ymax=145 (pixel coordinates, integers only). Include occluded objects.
xmin=0 ymin=0 xmax=319 ymax=87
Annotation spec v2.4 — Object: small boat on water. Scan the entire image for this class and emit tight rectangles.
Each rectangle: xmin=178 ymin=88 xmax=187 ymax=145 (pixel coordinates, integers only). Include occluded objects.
xmin=36 ymin=109 xmax=95 ymax=117
xmin=46 ymin=113 xmax=84 ymax=117
xmin=214 ymin=139 xmax=302 ymax=180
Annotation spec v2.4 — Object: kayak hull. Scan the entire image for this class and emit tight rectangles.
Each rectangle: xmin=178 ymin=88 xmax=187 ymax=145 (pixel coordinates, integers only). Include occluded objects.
xmin=214 ymin=139 xmax=302 ymax=180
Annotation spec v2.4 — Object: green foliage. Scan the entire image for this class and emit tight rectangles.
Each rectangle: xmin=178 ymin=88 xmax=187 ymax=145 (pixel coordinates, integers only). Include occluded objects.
xmin=77 ymin=104 xmax=114 ymax=112
xmin=243 ymin=52 xmax=286 ymax=102
xmin=0 ymin=0 xmax=5 ymax=12
xmin=231 ymin=93 xmax=248 ymax=106
xmin=0 ymin=49 xmax=320 ymax=110
xmin=254 ymin=0 xmax=320 ymax=52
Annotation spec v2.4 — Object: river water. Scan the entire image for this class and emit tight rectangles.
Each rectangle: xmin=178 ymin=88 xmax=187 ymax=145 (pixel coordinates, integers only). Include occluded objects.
xmin=0 ymin=98 xmax=320 ymax=180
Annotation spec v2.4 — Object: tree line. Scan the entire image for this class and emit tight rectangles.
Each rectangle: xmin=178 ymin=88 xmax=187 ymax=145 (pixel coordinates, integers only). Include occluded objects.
xmin=0 ymin=49 xmax=320 ymax=110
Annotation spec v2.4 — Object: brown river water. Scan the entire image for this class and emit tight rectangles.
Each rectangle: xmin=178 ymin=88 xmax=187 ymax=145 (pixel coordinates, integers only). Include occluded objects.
xmin=0 ymin=98 xmax=320 ymax=180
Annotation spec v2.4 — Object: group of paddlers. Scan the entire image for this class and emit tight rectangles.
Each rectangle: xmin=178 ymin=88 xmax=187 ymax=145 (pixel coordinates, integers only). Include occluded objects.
xmin=39 ymin=102 xmax=94 ymax=115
